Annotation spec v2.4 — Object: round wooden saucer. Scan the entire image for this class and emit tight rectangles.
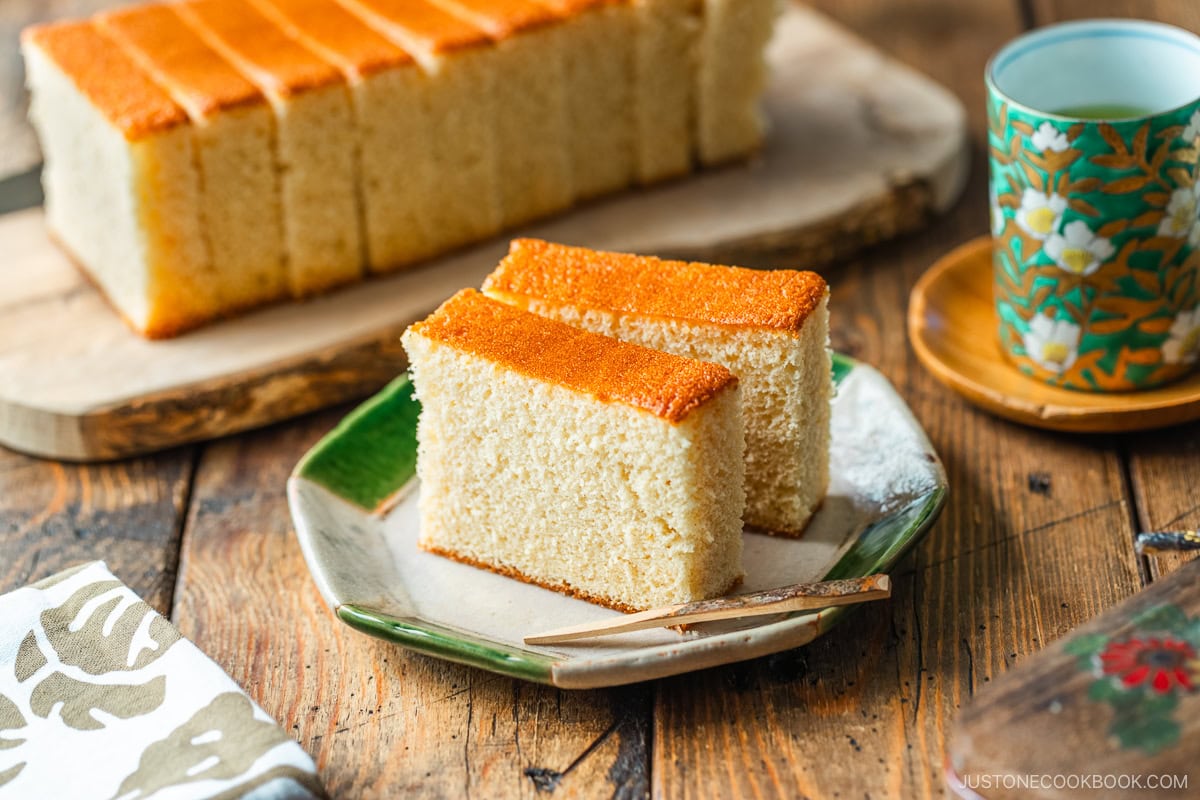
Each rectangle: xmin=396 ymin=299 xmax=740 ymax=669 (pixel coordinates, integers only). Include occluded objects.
xmin=908 ymin=236 xmax=1200 ymax=433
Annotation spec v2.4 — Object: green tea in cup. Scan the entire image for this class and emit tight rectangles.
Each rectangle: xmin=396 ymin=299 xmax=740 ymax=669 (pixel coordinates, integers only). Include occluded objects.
xmin=1048 ymin=104 xmax=1156 ymax=120
xmin=986 ymin=19 xmax=1200 ymax=391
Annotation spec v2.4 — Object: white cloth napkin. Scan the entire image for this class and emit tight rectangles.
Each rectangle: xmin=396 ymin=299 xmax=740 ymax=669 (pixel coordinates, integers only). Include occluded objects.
xmin=0 ymin=562 xmax=324 ymax=799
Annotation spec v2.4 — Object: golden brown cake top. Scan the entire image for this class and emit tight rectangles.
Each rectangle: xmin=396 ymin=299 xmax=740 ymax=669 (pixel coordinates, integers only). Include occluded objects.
xmin=97 ymin=5 xmax=265 ymax=118
xmin=427 ymin=0 xmax=561 ymax=38
xmin=485 ymin=239 xmax=829 ymax=334
xmin=178 ymin=0 xmax=345 ymax=98
xmin=22 ymin=20 xmax=189 ymax=140
xmin=336 ymin=0 xmax=490 ymax=55
xmin=253 ymin=0 xmax=414 ymax=79
xmin=408 ymin=290 xmax=738 ymax=423
xmin=532 ymin=0 xmax=618 ymax=15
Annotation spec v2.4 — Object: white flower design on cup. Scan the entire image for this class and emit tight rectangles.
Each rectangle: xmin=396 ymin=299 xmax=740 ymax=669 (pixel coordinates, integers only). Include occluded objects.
xmin=1015 ymin=189 xmax=1067 ymax=240
xmin=1188 ymin=183 xmax=1200 ymax=247
xmin=1162 ymin=307 xmax=1200 ymax=364
xmin=1159 ymin=185 xmax=1199 ymax=239
xmin=1030 ymin=121 xmax=1072 ymax=153
xmin=1183 ymin=110 xmax=1200 ymax=143
xmin=990 ymin=182 xmax=1005 ymax=236
xmin=1044 ymin=220 xmax=1115 ymax=276
xmin=1022 ymin=312 xmax=1081 ymax=373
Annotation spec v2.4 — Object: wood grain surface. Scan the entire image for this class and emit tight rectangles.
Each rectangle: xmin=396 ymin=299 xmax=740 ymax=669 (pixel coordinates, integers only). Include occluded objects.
xmin=1 ymin=1 xmax=1198 ymax=798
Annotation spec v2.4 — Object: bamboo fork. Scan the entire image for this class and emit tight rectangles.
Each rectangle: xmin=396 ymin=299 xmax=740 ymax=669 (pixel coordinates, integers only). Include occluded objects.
xmin=524 ymin=574 xmax=891 ymax=645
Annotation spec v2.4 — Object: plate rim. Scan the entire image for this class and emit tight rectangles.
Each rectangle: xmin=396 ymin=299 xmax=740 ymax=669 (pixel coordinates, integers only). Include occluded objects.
xmin=288 ymin=352 xmax=949 ymax=688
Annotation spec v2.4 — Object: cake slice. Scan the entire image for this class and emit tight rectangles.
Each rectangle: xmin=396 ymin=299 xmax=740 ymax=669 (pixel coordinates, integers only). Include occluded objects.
xmin=338 ymin=0 xmax=502 ymax=250
xmin=402 ymin=289 xmax=745 ymax=611
xmin=695 ymin=0 xmax=778 ymax=164
xmin=252 ymin=0 xmax=438 ymax=272
xmin=429 ymin=0 xmax=573 ymax=225
xmin=483 ymin=239 xmax=831 ymax=536
xmin=533 ymin=0 xmax=635 ymax=199
xmin=21 ymin=21 xmax=212 ymax=337
xmin=632 ymin=0 xmax=700 ymax=183
xmin=97 ymin=4 xmax=289 ymax=313
xmin=178 ymin=0 xmax=364 ymax=297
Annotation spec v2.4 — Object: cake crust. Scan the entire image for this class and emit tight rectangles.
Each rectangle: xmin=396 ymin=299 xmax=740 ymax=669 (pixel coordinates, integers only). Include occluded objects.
xmin=97 ymin=6 xmax=265 ymax=118
xmin=533 ymin=0 xmax=620 ymax=13
xmin=22 ymin=21 xmax=189 ymax=140
xmin=253 ymin=0 xmax=415 ymax=79
xmin=422 ymin=542 xmax=744 ymax=614
xmin=178 ymin=0 xmax=345 ymax=98
xmin=428 ymin=0 xmax=562 ymax=38
xmin=337 ymin=0 xmax=492 ymax=55
xmin=487 ymin=238 xmax=829 ymax=333
xmin=410 ymin=289 xmax=738 ymax=423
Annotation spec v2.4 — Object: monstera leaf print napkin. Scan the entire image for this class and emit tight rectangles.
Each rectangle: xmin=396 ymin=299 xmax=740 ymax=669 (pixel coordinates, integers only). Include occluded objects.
xmin=0 ymin=562 xmax=325 ymax=799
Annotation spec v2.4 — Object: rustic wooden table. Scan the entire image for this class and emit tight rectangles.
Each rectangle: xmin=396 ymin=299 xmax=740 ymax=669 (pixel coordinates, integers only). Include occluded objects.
xmin=3 ymin=1 xmax=1199 ymax=797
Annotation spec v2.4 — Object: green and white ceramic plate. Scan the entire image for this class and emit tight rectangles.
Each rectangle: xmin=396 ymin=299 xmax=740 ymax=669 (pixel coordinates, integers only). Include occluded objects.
xmin=287 ymin=354 xmax=946 ymax=688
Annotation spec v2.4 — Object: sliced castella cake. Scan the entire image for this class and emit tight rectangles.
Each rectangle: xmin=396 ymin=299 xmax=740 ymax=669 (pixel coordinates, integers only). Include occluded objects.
xmin=337 ymin=0 xmax=502 ymax=250
xmin=695 ymin=0 xmax=779 ymax=164
xmin=21 ymin=21 xmax=212 ymax=337
xmin=402 ymin=289 xmax=745 ymax=612
xmin=484 ymin=239 xmax=831 ymax=536
xmin=632 ymin=0 xmax=701 ymax=183
xmin=178 ymin=0 xmax=364 ymax=297
xmin=251 ymin=0 xmax=438 ymax=272
xmin=533 ymin=0 xmax=635 ymax=200
xmin=96 ymin=4 xmax=288 ymax=314
xmin=427 ymin=0 xmax=573 ymax=225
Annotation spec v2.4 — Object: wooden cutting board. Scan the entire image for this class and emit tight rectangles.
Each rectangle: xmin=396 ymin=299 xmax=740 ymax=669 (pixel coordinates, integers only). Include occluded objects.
xmin=0 ymin=6 xmax=968 ymax=462
xmin=948 ymin=558 xmax=1200 ymax=799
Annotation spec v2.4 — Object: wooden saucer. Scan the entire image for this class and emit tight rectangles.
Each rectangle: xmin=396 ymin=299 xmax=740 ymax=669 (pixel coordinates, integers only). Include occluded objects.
xmin=908 ymin=236 xmax=1200 ymax=433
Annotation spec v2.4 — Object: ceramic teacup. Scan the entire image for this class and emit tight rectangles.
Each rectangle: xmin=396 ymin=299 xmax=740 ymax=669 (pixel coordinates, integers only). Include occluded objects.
xmin=987 ymin=19 xmax=1200 ymax=392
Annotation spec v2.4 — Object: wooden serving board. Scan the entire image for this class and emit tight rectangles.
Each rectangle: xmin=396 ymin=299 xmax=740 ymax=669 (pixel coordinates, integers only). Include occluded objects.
xmin=0 ymin=6 xmax=968 ymax=462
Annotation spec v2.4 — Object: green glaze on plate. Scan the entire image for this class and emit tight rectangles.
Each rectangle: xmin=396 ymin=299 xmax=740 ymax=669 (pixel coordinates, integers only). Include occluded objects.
xmin=289 ymin=352 xmax=948 ymax=688
xmin=338 ymin=605 xmax=556 ymax=683
xmin=295 ymin=375 xmax=419 ymax=511
xmin=830 ymin=351 xmax=853 ymax=385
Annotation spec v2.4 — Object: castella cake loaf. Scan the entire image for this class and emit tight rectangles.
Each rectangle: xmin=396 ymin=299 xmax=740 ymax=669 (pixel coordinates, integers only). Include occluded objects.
xmin=23 ymin=0 xmax=780 ymax=337
xmin=484 ymin=239 xmax=830 ymax=536
xmin=402 ymin=289 xmax=746 ymax=611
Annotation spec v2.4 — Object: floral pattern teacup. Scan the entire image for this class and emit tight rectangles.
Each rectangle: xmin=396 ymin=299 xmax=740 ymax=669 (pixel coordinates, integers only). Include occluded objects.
xmin=987 ymin=19 xmax=1200 ymax=391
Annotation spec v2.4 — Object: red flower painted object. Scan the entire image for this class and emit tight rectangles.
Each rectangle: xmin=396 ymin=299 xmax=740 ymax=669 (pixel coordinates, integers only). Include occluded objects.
xmin=1098 ymin=637 xmax=1196 ymax=694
